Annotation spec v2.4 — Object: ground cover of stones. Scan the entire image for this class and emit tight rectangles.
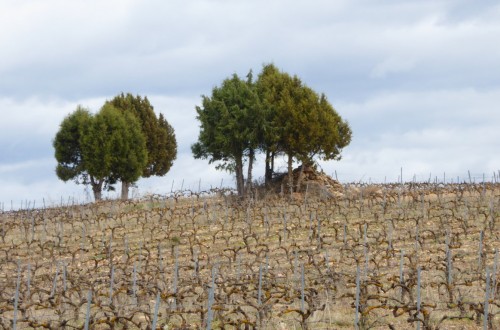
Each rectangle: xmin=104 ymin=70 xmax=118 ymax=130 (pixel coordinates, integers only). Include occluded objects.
xmin=0 ymin=182 xmax=499 ymax=329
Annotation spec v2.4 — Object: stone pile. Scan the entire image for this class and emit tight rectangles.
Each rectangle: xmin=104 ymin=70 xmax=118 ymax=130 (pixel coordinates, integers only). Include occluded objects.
xmin=276 ymin=165 xmax=344 ymax=198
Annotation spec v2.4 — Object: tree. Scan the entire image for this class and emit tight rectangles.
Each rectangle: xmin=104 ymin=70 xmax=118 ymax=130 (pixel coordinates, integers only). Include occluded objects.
xmin=54 ymin=104 xmax=148 ymax=201
xmin=192 ymin=73 xmax=262 ymax=198
xmin=80 ymin=104 xmax=148 ymax=201
xmin=256 ymin=63 xmax=352 ymax=192
xmin=54 ymin=106 xmax=93 ymax=186
xmin=255 ymin=64 xmax=285 ymax=185
xmin=193 ymin=64 xmax=351 ymax=197
xmin=107 ymin=93 xmax=177 ymax=200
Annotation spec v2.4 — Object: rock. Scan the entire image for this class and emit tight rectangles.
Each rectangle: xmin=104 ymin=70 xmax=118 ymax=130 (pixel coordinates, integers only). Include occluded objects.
xmin=291 ymin=166 xmax=344 ymax=198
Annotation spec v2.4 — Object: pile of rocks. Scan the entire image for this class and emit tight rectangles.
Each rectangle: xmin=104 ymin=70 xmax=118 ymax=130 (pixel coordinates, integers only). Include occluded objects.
xmin=275 ymin=165 xmax=344 ymax=198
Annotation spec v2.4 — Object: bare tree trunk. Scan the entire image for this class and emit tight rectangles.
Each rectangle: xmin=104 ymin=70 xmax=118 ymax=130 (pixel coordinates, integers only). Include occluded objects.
xmin=91 ymin=178 xmax=103 ymax=201
xmin=121 ymin=181 xmax=130 ymax=200
xmin=265 ymin=150 xmax=272 ymax=185
xmin=271 ymin=151 xmax=274 ymax=178
xmin=246 ymin=148 xmax=254 ymax=196
xmin=235 ymin=157 xmax=245 ymax=198
xmin=287 ymin=154 xmax=293 ymax=195
xmin=265 ymin=150 xmax=276 ymax=186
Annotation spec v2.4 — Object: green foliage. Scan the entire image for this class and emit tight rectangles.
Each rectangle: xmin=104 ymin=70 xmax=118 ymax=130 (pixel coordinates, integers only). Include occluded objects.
xmin=192 ymin=73 xmax=262 ymax=196
xmin=256 ymin=63 xmax=352 ymax=183
xmin=316 ymin=93 xmax=352 ymax=161
xmin=194 ymin=63 xmax=352 ymax=194
xmin=81 ymin=104 xmax=148 ymax=187
xmin=107 ymin=93 xmax=177 ymax=178
xmin=53 ymin=106 xmax=92 ymax=184
xmin=54 ymin=103 xmax=149 ymax=201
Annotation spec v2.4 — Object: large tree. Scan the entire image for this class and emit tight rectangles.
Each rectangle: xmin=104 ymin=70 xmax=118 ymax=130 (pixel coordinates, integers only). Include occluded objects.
xmin=54 ymin=104 xmax=148 ymax=201
xmin=257 ymin=63 xmax=352 ymax=192
xmin=193 ymin=64 xmax=351 ymax=196
xmin=80 ymin=104 xmax=148 ymax=201
xmin=107 ymin=93 xmax=177 ymax=200
xmin=192 ymin=73 xmax=262 ymax=198
xmin=255 ymin=64 xmax=286 ymax=185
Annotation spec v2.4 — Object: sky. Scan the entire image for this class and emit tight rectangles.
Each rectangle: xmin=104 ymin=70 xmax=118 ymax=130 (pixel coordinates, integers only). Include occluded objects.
xmin=1 ymin=0 xmax=499 ymax=208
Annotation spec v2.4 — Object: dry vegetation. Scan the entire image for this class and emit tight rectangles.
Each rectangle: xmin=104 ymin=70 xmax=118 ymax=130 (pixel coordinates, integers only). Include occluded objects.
xmin=1 ymin=182 xmax=500 ymax=329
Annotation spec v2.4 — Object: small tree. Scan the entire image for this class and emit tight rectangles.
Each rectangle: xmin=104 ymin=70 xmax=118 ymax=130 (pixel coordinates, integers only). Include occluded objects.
xmin=192 ymin=73 xmax=262 ymax=198
xmin=107 ymin=93 xmax=177 ymax=200
xmin=80 ymin=104 xmax=147 ymax=201
xmin=54 ymin=106 xmax=93 ymax=186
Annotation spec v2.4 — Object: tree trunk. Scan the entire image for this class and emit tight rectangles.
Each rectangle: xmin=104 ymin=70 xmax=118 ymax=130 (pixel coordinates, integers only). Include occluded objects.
xmin=121 ymin=181 xmax=130 ymax=200
xmin=235 ymin=157 xmax=245 ymax=198
xmin=265 ymin=150 xmax=272 ymax=185
xmin=271 ymin=151 xmax=275 ymax=179
xmin=265 ymin=150 xmax=275 ymax=186
xmin=287 ymin=154 xmax=294 ymax=196
xmin=246 ymin=148 xmax=254 ymax=196
xmin=91 ymin=178 xmax=103 ymax=201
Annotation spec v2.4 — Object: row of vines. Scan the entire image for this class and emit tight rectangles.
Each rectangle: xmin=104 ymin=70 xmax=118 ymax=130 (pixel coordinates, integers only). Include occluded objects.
xmin=1 ymin=182 xmax=500 ymax=329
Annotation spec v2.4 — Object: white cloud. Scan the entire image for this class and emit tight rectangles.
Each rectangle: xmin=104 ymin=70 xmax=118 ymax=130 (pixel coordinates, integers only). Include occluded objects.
xmin=325 ymin=87 xmax=500 ymax=183
xmin=1 ymin=1 xmax=500 ymax=206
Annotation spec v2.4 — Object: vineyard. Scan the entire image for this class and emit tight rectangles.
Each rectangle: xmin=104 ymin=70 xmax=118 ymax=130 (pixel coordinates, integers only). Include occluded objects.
xmin=1 ymin=182 xmax=500 ymax=329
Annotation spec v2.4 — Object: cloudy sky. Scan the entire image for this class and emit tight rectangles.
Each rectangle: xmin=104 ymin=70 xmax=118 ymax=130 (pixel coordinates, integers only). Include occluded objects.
xmin=1 ymin=0 xmax=499 ymax=208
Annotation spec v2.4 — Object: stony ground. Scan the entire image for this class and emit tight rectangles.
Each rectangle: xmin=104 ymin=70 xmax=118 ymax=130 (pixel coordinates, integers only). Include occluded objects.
xmin=0 ymin=182 xmax=499 ymax=329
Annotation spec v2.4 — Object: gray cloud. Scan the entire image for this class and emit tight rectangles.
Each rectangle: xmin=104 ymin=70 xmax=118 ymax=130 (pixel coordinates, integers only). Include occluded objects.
xmin=1 ymin=0 xmax=499 ymax=207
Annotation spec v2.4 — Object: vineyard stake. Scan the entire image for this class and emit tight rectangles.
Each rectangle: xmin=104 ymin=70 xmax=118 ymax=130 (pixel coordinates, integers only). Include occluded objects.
xmin=400 ymin=249 xmax=405 ymax=300
xmin=26 ymin=262 xmax=31 ymax=299
xmin=416 ymin=267 xmax=421 ymax=330
xmin=206 ymin=266 xmax=216 ymax=330
xmin=84 ymin=290 xmax=92 ymax=330
xmin=492 ymin=248 xmax=498 ymax=299
xmin=343 ymin=222 xmax=347 ymax=247
xmin=387 ymin=220 xmax=393 ymax=252
xmin=193 ymin=249 xmax=199 ymax=278
xmin=301 ymin=263 xmax=305 ymax=313
xmin=364 ymin=224 xmax=368 ymax=279
xmin=173 ymin=245 xmax=178 ymax=310
xmin=62 ymin=262 xmax=67 ymax=292
xmin=13 ymin=260 xmax=21 ymax=330
xmin=355 ymin=265 xmax=360 ymax=330
xmin=478 ymin=230 xmax=484 ymax=272
xmin=50 ymin=262 xmax=59 ymax=297
xmin=151 ymin=292 xmax=161 ymax=330
xmin=132 ymin=262 xmax=137 ymax=306
xmin=317 ymin=215 xmax=322 ymax=248
xmin=484 ymin=268 xmax=490 ymax=330
xmin=258 ymin=263 xmax=263 ymax=306
xmin=265 ymin=253 xmax=269 ymax=277
xmin=446 ymin=231 xmax=453 ymax=287
xmin=283 ymin=211 xmax=287 ymax=243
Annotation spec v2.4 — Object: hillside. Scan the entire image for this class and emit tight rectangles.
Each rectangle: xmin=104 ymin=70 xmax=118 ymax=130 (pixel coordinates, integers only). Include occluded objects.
xmin=0 ymin=182 xmax=499 ymax=329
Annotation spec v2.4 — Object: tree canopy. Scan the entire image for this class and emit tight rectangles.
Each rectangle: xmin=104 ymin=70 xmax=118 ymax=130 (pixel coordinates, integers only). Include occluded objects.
xmin=80 ymin=104 xmax=147 ymax=200
xmin=53 ymin=95 xmax=175 ymax=202
xmin=193 ymin=64 xmax=352 ymax=197
xmin=107 ymin=93 xmax=177 ymax=199
xmin=257 ymin=64 xmax=352 ymax=192
xmin=192 ymin=73 xmax=262 ymax=197
xmin=54 ymin=106 xmax=93 ymax=185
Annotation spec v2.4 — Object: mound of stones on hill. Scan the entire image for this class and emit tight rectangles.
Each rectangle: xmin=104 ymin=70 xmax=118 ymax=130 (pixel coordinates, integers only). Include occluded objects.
xmin=274 ymin=165 xmax=344 ymax=198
